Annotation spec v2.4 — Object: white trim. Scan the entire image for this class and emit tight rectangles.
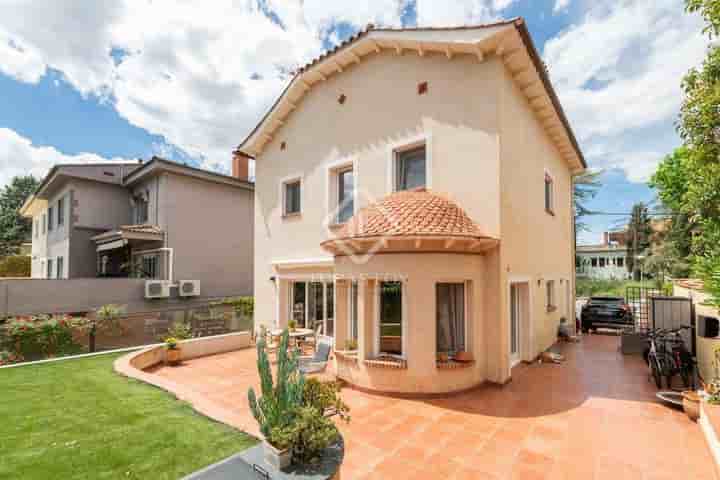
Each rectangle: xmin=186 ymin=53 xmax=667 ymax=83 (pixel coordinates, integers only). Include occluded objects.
xmin=279 ymin=173 xmax=303 ymax=217
xmin=543 ymin=168 xmax=555 ymax=214
xmin=272 ymin=257 xmax=335 ymax=269
xmin=374 ymin=279 xmax=407 ymax=360
xmin=386 ymin=132 xmax=433 ymax=194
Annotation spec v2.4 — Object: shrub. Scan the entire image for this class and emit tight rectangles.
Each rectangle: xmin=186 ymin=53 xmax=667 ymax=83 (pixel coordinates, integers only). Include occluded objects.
xmin=303 ymin=378 xmax=350 ymax=421
xmin=167 ymin=321 xmax=193 ymax=340
xmin=275 ymin=406 xmax=339 ymax=464
xmin=1 ymin=315 xmax=84 ymax=361
xmin=212 ymin=296 xmax=254 ymax=317
xmin=0 ymin=255 xmax=30 ymax=277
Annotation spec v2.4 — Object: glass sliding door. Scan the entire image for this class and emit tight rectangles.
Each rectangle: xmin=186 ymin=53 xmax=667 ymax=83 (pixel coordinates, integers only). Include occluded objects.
xmin=291 ymin=280 xmax=335 ymax=338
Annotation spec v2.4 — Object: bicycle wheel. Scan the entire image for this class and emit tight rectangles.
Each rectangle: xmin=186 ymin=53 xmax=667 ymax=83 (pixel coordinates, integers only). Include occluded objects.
xmin=650 ymin=356 xmax=663 ymax=389
xmin=680 ymin=365 xmax=692 ymax=389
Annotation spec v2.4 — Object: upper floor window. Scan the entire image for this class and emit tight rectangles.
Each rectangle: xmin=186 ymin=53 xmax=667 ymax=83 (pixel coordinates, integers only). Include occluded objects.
xmin=395 ymin=145 xmax=426 ymax=191
xmin=544 ymin=172 xmax=555 ymax=215
xmin=34 ymin=219 xmax=38 ymax=238
xmin=57 ymin=197 xmax=65 ymax=226
xmin=134 ymin=195 xmax=149 ymax=224
xmin=283 ymin=179 xmax=301 ymax=216
xmin=337 ymin=167 xmax=354 ymax=223
xmin=47 ymin=207 xmax=54 ymax=232
xmin=41 ymin=214 xmax=46 ymax=234
xmin=56 ymin=256 xmax=64 ymax=279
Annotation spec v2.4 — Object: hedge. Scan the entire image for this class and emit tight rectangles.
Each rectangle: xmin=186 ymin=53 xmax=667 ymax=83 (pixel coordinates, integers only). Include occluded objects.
xmin=0 ymin=255 xmax=31 ymax=277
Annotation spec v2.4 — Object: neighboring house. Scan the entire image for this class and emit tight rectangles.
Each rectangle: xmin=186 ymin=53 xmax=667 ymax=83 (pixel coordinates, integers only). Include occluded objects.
xmin=238 ymin=19 xmax=585 ymax=393
xmin=576 ymin=231 xmax=630 ymax=280
xmin=18 ymin=157 xmax=254 ymax=303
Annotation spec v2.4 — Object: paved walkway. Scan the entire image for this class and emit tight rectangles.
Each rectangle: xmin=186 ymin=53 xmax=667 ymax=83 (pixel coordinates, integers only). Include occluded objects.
xmin=150 ymin=335 xmax=716 ymax=479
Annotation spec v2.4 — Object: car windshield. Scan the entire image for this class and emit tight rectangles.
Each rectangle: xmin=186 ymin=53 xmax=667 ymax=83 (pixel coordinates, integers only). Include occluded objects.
xmin=588 ymin=298 xmax=624 ymax=306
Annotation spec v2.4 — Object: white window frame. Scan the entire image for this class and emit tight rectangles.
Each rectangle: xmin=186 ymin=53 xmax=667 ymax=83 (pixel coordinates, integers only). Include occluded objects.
xmin=56 ymin=256 xmax=64 ymax=279
xmin=374 ymin=280 xmax=408 ymax=360
xmin=544 ymin=169 xmax=555 ymax=215
xmin=280 ymin=174 xmax=303 ymax=217
xmin=434 ymin=280 xmax=470 ymax=356
xmin=325 ymin=156 xmax=357 ymax=226
xmin=387 ymin=133 xmax=432 ymax=194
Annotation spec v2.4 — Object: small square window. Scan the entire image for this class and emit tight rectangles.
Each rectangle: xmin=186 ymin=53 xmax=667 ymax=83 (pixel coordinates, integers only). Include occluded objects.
xmin=284 ymin=180 xmax=301 ymax=216
xmin=395 ymin=146 xmax=426 ymax=191
xmin=546 ymin=280 xmax=556 ymax=311
xmin=544 ymin=173 xmax=554 ymax=215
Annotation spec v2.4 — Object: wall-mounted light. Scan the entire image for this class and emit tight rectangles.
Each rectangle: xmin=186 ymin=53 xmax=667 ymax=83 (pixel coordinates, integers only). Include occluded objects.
xmin=280 ymin=141 xmax=287 ymax=151
xmin=338 ymin=93 xmax=346 ymax=104
xmin=269 ymin=276 xmax=276 ymax=282
xmin=418 ymin=81 xmax=428 ymax=95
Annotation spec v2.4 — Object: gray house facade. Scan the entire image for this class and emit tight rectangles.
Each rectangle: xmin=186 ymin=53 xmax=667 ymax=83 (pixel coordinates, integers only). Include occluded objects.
xmin=19 ymin=157 xmax=254 ymax=300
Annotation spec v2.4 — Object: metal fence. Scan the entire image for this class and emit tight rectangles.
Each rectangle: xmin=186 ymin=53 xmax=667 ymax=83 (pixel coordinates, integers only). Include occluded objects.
xmin=0 ymin=297 xmax=253 ymax=365
xmin=626 ymin=285 xmax=672 ymax=332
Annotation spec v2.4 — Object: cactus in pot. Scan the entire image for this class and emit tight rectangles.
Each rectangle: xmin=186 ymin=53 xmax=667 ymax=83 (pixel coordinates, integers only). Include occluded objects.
xmin=248 ymin=329 xmax=305 ymax=469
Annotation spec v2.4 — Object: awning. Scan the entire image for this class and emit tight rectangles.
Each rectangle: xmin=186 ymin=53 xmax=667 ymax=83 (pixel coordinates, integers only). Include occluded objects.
xmin=91 ymin=224 xmax=164 ymax=244
xmin=97 ymin=239 xmax=128 ymax=252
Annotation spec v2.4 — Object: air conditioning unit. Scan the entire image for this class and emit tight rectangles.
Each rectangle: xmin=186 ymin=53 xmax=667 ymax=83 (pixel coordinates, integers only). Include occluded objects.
xmin=178 ymin=280 xmax=201 ymax=297
xmin=145 ymin=280 xmax=171 ymax=299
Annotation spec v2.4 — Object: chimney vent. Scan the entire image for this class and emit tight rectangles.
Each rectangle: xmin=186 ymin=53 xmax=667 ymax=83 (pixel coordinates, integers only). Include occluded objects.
xmin=232 ymin=151 xmax=251 ymax=181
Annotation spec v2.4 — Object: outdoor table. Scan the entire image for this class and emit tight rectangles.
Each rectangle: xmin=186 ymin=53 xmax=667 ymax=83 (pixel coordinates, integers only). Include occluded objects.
xmin=270 ymin=328 xmax=314 ymax=348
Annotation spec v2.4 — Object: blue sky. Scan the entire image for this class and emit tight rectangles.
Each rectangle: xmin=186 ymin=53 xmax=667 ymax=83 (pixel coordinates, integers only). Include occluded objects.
xmin=0 ymin=0 xmax=708 ymax=244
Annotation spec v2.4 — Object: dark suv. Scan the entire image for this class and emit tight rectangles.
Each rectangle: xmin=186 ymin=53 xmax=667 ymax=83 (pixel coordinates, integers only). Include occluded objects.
xmin=581 ymin=296 xmax=633 ymax=332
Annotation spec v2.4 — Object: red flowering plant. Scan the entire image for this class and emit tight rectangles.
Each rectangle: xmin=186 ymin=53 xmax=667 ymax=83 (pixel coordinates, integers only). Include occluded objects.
xmin=1 ymin=314 xmax=84 ymax=362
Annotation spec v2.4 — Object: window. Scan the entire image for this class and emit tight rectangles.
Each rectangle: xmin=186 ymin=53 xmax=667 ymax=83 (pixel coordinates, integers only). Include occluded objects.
xmin=546 ymin=280 xmax=556 ymax=312
xmin=337 ymin=168 xmax=354 ymax=223
xmin=395 ymin=146 xmax=426 ymax=191
xmin=134 ymin=195 xmax=149 ymax=224
xmin=349 ymin=280 xmax=359 ymax=343
xmin=544 ymin=173 xmax=554 ymax=214
xmin=283 ymin=180 xmax=301 ymax=216
xmin=591 ymin=258 xmax=597 ymax=267
xmin=617 ymin=257 xmax=624 ymax=268
xmin=34 ymin=219 xmax=38 ymax=238
xmin=47 ymin=259 xmax=53 ymax=279
xmin=56 ymin=257 xmax=64 ymax=279
xmin=599 ymin=258 xmax=606 ymax=267
xmin=57 ymin=197 xmax=65 ymax=226
xmin=47 ymin=206 xmax=54 ymax=232
xmin=139 ymin=254 xmax=159 ymax=279
xmin=290 ymin=281 xmax=334 ymax=336
xmin=436 ymin=283 xmax=466 ymax=358
xmin=41 ymin=214 xmax=46 ymax=234
xmin=379 ymin=281 xmax=403 ymax=356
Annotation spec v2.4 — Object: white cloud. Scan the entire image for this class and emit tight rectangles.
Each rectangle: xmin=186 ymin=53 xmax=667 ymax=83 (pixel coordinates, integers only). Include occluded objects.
xmin=553 ymin=0 xmax=570 ymax=14
xmin=0 ymin=0 xmax=406 ymax=169
xmin=544 ymin=0 xmax=708 ymax=182
xmin=0 ymin=128 xmax=128 ymax=187
xmin=416 ymin=0 xmax=516 ymax=26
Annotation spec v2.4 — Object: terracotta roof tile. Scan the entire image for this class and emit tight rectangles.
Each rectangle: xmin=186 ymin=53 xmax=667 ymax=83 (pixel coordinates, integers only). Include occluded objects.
xmin=333 ymin=188 xmax=489 ymax=240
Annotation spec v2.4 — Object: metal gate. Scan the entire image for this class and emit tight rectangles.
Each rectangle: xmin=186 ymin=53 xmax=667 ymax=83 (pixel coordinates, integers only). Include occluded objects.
xmin=626 ymin=285 xmax=672 ymax=332
xmin=650 ymin=296 xmax=695 ymax=355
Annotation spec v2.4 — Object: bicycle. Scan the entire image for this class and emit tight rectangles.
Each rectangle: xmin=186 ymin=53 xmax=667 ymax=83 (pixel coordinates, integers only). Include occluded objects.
xmin=644 ymin=326 xmax=694 ymax=390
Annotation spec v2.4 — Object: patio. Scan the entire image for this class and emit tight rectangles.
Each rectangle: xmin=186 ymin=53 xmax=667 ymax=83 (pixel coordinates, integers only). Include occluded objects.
xmin=149 ymin=334 xmax=717 ymax=479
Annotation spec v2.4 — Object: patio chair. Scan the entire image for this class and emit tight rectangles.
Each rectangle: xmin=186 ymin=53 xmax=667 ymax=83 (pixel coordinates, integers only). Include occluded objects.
xmin=299 ymin=324 xmax=323 ymax=354
xmin=298 ymin=336 xmax=333 ymax=374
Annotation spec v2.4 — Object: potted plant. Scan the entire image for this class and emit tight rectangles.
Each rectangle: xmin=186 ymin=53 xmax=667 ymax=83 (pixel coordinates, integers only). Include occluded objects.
xmin=248 ymin=329 xmax=305 ymax=470
xmin=344 ymin=339 xmax=358 ymax=351
xmin=288 ymin=319 xmax=297 ymax=332
xmin=165 ymin=337 xmax=181 ymax=365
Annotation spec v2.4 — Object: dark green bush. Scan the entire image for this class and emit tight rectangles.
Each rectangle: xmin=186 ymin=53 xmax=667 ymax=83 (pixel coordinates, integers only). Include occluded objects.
xmin=0 ymin=255 xmax=30 ymax=277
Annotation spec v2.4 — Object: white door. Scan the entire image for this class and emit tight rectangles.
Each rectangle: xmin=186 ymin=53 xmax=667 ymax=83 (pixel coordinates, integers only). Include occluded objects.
xmin=510 ymin=284 xmax=521 ymax=366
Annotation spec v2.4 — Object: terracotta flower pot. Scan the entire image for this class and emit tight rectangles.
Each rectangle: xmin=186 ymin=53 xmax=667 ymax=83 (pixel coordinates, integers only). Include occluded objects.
xmin=454 ymin=351 xmax=474 ymax=363
xmin=437 ymin=353 xmax=449 ymax=363
xmin=166 ymin=347 xmax=182 ymax=365
xmin=683 ymin=391 xmax=700 ymax=422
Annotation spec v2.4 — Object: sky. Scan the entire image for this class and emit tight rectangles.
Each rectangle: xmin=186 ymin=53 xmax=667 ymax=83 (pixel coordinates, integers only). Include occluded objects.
xmin=0 ymin=0 xmax=711 ymax=244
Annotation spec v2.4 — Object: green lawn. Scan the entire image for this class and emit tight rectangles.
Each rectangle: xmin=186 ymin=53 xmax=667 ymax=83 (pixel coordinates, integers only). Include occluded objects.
xmin=0 ymin=353 xmax=257 ymax=479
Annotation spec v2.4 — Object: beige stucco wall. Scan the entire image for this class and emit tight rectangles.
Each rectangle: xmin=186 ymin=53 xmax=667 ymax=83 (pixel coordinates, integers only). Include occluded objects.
xmin=495 ymin=67 xmax=576 ymax=380
xmin=255 ymin=51 xmax=503 ymax=334
xmin=253 ymin=49 xmax=577 ymax=388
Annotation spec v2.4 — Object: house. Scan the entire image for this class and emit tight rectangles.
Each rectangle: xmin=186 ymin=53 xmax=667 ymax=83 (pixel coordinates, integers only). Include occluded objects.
xmin=17 ymin=157 xmax=254 ymax=307
xmin=576 ymin=231 xmax=630 ymax=280
xmin=237 ymin=19 xmax=585 ymax=393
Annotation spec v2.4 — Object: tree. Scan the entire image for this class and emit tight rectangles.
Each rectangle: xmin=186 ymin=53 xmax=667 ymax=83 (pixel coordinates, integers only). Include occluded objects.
xmin=0 ymin=176 xmax=39 ymax=257
xmin=686 ymin=0 xmax=720 ymax=37
xmin=626 ymin=202 xmax=652 ymax=281
xmin=573 ymin=170 xmax=602 ymax=235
